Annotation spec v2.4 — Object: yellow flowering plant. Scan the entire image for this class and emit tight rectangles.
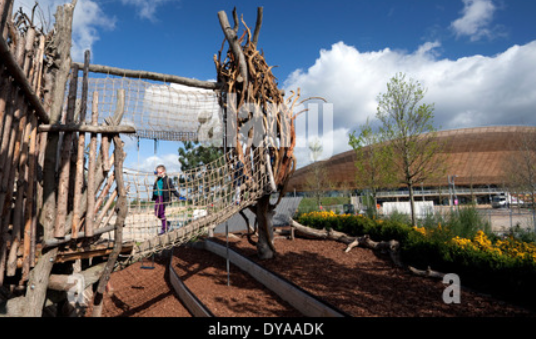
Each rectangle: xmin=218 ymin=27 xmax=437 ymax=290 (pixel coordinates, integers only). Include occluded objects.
xmin=450 ymin=230 xmax=536 ymax=263
xmin=297 ymin=209 xmax=536 ymax=307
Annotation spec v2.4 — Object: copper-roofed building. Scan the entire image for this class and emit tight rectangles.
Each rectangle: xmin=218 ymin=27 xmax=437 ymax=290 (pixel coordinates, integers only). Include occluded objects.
xmin=286 ymin=126 xmax=536 ymax=205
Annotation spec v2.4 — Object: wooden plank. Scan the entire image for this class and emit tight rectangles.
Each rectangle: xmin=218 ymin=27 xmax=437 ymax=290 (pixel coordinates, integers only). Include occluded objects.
xmin=42 ymin=224 xmax=116 ymax=249
xmin=54 ymin=243 xmax=133 ymax=264
xmin=203 ymin=240 xmax=347 ymax=317
xmin=38 ymin=124 xmax=136 ymax=133
xmin=168 ymin=258 xmax=214 ymax=317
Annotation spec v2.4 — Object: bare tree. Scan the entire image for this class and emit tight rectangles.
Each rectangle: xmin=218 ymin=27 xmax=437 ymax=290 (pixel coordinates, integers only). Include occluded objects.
xmin=506 ymin=128 xmax=536 ymax=228
xmin=376 ymin=73 xmax=447 ymax=226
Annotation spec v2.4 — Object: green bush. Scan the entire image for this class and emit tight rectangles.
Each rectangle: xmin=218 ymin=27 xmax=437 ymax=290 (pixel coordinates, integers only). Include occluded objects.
xmin=296 ymin=211 xmax=536 ymax=309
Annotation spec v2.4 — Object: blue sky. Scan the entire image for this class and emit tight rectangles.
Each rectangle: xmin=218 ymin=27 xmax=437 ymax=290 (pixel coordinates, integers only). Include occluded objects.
xmin=14 ymin=0 xmax=536 ymax=170
xmin=85 ymin=0 xmax=536 ymax=81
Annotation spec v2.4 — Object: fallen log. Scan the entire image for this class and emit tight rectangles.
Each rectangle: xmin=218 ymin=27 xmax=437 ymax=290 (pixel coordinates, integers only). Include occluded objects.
xmin=290 ymin=219 xmax=404 ymax=268
xmin=408 ymin=266 xmax=445 ymax=279
xmin=47 ymin=262 xmax=107 ymax=292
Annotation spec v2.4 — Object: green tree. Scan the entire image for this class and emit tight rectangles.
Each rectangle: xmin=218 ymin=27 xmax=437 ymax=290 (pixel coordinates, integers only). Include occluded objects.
xmin=178 ymin=141 xmax=223 ymax=204
xmin=349 ymin=118 xmax=395 ymax=215
xmin=178 ymin=141 xmax=223 ymax=171
xmin=376 ymin=72 xmax=446 ymax=226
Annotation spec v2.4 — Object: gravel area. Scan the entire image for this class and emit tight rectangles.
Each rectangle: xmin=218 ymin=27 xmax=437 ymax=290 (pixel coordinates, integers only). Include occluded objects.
xmin=95 ymin=229 xmax=536 ymax=317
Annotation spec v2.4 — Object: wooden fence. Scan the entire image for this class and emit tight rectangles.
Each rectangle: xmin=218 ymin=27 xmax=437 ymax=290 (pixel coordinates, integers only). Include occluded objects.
xmin=0 ymin=0 xmax=50 ymax=286
xmin=1 ymin=1 xmax=129 ymax=317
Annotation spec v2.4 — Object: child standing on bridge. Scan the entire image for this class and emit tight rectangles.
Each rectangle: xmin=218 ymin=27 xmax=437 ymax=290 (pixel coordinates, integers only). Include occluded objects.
xmin=152 ymin=165 xmax=184 ymax=235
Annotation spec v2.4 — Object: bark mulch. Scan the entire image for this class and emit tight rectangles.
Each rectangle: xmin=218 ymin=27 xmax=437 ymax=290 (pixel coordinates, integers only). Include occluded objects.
xmin=96 ymin=230 xmax=536 ymax=317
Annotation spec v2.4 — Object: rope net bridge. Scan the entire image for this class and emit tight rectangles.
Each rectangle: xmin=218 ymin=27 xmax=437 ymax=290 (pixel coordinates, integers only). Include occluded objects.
xmin=60 ymin=7 xmax=302 ymax=264
xmin=120 ymin=150 xmax=273 ymax=262
xmin=68 ymin=72 xmax=276 ymax=263
xmin=0 ymin=4 xmax=303 ymax=317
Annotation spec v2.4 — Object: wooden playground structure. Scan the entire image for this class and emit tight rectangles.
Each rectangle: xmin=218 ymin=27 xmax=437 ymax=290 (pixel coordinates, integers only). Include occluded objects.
xmin=0 ymin=1 xmax=308 ymax=316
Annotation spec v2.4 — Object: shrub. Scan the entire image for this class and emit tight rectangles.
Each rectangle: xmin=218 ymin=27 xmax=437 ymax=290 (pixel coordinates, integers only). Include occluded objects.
xmin=296 ymin=210 xmax=536 ymax=309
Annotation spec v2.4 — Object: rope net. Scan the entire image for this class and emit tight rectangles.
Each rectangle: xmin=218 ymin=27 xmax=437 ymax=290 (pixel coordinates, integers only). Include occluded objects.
xmin=73 ymin=76 xmax=221 ymax=142
xmin=64 ymin=69 xmax=283 ymax=262
xmin=117 ymin=148 xmax=271 ymax=261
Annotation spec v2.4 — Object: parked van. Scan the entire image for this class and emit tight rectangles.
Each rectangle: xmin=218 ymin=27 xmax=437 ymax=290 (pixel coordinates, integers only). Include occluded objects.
xmin=491 ymin=193 xmax=523 ymax=208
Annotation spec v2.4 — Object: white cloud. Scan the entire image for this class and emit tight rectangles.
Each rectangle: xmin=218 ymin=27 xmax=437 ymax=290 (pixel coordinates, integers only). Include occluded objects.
xmin=450 ymin=0 xmax=497 ymax=41
xmin=126 ymin=152 xmax=182 ymax=174
xmin=14 ymin=0 xmax=115 ymax=62
xmin=120 ymin=0 xmax=177 ymax=21
xmin=71 ymin=0 xmax=115 ymax=61
xmin=284 ymin=40 xmax=536 ymax=168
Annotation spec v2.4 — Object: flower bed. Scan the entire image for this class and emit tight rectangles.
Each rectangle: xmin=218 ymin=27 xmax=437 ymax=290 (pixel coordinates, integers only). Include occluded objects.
xmin=297 ymin=211 xmax=536 ymax=310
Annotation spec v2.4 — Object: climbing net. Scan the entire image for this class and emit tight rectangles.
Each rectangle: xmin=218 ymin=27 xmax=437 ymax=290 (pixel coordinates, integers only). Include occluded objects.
xmin=75 ymin=76 xmax=221 ymax=142
xmin=119 ymin=148 xmax=272 ymax=259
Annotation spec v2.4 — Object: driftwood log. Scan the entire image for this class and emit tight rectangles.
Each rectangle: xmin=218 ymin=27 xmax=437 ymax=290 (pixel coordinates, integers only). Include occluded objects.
xmin=290 ymin=219 xmax=404 ymax=268
xmin=290 ymin=219 xmax=452 ymax=280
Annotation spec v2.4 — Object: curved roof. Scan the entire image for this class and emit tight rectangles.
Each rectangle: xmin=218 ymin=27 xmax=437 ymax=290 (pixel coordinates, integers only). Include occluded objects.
xmin=286 ymin=126 xmax=536 ymax=192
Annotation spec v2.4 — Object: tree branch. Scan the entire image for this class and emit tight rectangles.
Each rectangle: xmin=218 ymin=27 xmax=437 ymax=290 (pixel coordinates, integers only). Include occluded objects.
xmin=217 ymin=10 xmax=248 ymax=89
xmin=252 ymin=7 xmax=263 ymax=48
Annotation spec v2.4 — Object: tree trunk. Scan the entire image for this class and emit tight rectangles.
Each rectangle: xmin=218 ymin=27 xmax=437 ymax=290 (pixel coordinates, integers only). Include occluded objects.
xmin=255 ymin=195 xmax=276 ymax=259
xmin=408 ymin=182 xmax=416 ymax=226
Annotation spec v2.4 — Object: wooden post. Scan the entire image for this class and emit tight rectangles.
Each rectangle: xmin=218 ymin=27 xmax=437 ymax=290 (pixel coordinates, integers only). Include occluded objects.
xmin=54 ymin=63 xmax=79 ymax=238
xmin=0 ymin=31 xmax=24 ymax=196
xmin=101 ymin=135 xmax=110 ymax=172
xmin=0 ymin=33 xmax=26 ymax=285
xmin=0 ymin=65 xmax=8 ymax=145
xmin=0 ymin=0 xmax=13 ymax=39
xmin=92 ymin=133 xmax=127 ymax=317
xmin=72 ymin=50 xmax=90 ymax=239
xmin=40 ymin=0 xmax=76 ymax=242
xmin=22 ymin=0 xmax=76 ymax=317
xmin=94 ymin=189 xmax=118 ymax=227
xmin=6 ymin=111 xmax=33 ymax=277
xmin=22 ymin=114 xmax=38 ymax=277
xmin=86 ymin=91 xmax=99 ymax=237
xmin=94 ymin=172 xmax=115 ymax=213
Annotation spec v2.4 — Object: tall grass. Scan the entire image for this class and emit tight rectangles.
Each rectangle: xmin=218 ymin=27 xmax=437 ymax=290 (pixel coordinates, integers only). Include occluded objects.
xmin=382 ymin=204 xmax=491 ymax=240
xmin=297 ymin=196 xmax=350 ymax=214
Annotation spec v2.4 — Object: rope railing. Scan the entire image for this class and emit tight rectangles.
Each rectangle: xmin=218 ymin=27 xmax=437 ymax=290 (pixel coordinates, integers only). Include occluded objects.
xmin=112 ymin=149 xmax=272 ymax=263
